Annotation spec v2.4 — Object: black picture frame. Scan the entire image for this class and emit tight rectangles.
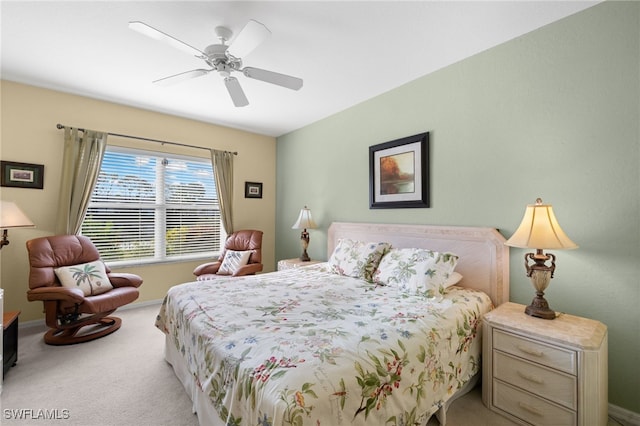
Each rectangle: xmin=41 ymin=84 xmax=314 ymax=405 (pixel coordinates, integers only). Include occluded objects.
xmin=0 ymin=160 xmax=45 ymax=189
xmin=244 ymin=181 xmax=263 ymax=199
xmin=369 ymin=132 xmax=429 ymax=209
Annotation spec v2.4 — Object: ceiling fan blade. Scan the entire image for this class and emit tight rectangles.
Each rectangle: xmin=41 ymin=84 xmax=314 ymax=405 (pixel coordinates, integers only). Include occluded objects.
xmin=153 ymin=69 xmax=211 ymax=86
xmin=224 ymin=77 xmax=249 ymax=107
xmin=226 ymin=19 xmax=271 ymax=58
xmin=129 ymin=21 xmax=205 ymax=58
xmin=242 ymin=67 xmax=303 ymax=90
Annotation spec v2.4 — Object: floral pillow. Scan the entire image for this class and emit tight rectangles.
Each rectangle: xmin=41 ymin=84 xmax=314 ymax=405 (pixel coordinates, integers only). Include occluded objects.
xmin=54 ymin=260 xmax=113 ymax=296
xmin=373 ymin=248 xmax=459 ymax=298
xmin=444 ymin=271 xmax=463 ymax=288
xmin=218 ymin=250 xmax=252 ymax=275
xmin=327 ymin=239 xmax=391 ymax=282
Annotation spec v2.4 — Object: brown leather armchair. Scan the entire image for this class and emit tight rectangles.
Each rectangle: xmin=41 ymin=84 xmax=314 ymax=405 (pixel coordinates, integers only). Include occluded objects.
xmin=193 ymin=229 xmax=263 ymax=277
xmin=26 ymin=235 xmax=143 ymax=345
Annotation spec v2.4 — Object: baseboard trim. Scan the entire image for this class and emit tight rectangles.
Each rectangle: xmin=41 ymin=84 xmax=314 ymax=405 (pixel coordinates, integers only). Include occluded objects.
xmin=120 ymin=298 xmax=163 ymax=310
xmin=610 ymin=403 xmax=640 ymax=426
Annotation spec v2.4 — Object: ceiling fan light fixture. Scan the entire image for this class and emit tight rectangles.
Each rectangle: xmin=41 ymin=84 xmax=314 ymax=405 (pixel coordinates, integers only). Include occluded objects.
xmin=204 ymin=44 xmax=228 ymax=58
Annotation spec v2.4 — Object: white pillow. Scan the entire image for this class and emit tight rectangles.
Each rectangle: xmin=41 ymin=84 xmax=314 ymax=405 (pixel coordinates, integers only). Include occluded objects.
xmin=218 ymin=250 xmax=252 ymax=275
xmin=373 ymin=248 xmax=459 ymax=298
xmin=327 ymin=239 xmax=391 ymax=282
xmin=54 ymin=260 xmax=113 ymax=296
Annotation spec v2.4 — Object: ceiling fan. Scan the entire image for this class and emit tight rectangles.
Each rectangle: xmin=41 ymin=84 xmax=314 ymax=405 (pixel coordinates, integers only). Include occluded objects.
xmin=128 ymin=19 xmax=303 ymax=107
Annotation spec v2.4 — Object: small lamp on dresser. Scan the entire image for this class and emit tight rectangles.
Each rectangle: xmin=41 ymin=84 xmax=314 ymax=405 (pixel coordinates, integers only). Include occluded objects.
xmin=291 ymin=206 xmax=317 ymax=261
xmin=505 ymin=198 xmax=577 ymax=319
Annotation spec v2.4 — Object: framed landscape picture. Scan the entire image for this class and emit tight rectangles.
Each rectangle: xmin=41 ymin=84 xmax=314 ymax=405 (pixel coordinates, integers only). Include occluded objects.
xmin=0 ymin=161 xmax=44 ymax=189
xmin=369 ymin=132 xmax=429 ymax=209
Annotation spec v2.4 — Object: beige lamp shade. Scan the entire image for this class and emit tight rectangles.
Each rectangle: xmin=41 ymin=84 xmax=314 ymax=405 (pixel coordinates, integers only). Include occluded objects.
xmin=292 ymin=206 xmax=317 ymax=230
xmin=1 ymin=201 xmax=34 ymax=229
xmin=505 ymin=198 xmax=577 ymax=250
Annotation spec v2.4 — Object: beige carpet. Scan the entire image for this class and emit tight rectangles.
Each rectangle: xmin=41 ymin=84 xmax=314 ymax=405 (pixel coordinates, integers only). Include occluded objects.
xmin=0 ymin=303 xmax=617 ymax=426
xmin=2 ymin=303 xmax=198 ymax=426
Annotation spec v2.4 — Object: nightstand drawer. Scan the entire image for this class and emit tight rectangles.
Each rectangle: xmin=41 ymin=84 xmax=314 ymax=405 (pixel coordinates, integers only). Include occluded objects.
xmin=494 ymin=351 xmax=576 ymax=409
xmin=493 ymin=380 xmax=576 ymax=426
xmin=494 ymin=329 xmax=576 ymax=374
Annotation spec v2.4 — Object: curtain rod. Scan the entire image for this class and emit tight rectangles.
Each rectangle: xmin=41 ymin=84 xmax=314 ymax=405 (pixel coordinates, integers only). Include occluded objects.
xmin=55 ymin=124 xmax=237 ymax=155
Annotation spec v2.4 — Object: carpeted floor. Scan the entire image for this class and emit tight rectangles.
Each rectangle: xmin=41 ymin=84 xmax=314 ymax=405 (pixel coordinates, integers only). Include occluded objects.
xmin=0 ymin=303 xmax=622 ymax=426
xmin=2 ymin=303 xmax=198 ymax=426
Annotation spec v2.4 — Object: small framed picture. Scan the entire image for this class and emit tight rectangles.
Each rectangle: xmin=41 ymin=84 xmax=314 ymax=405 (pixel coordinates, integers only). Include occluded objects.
xmin=0 ymin=161 xmax=45 ymax=189
xmin=244 ymin=181 xmax=263 ymax=199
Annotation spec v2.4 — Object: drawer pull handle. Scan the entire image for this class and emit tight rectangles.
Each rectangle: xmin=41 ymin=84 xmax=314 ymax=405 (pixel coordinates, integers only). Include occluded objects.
xmin=516 ymin=344 xmax=544 ymax=357
xmin=518 ymin=402 xmax=543 ymax=416
xmin=517 ymin=370 xmax=544 ymax=384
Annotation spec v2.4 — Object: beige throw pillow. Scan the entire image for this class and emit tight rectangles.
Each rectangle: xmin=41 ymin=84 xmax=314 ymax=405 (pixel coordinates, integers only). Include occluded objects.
xmin=218 ymin=250 xmax=252 ymax=275
xmin=54 ymin=260 xmax=113 ymax=296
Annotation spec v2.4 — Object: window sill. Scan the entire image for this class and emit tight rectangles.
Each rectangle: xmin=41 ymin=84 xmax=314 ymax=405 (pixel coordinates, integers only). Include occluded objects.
xmin=107 ymin=254 xmax=219 ymax=269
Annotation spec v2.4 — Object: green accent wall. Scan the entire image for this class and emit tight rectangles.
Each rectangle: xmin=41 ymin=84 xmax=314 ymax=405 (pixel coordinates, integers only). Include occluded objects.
xmin=276 ymin=2 xmax=639 ymax=413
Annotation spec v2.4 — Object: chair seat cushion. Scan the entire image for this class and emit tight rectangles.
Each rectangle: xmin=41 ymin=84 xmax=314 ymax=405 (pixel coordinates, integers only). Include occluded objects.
xmin=54 ymin=261 xmax=113 ymax=296
xmin=79 ymin=286 xmax=140 ymax=313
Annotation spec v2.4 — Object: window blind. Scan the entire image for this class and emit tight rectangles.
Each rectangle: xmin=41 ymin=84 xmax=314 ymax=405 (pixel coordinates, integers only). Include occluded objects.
xmin=81 ymin=147 xmax=221 ymax=264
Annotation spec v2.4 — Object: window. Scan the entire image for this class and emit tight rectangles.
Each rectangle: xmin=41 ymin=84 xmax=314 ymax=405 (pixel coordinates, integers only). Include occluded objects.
xmin=81 ymin=146 xmax=222 ymax=265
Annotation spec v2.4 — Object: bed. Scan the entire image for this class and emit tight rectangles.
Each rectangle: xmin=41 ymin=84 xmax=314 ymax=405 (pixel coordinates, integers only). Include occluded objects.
xmin=156 ymin=222 xmax=509 ymax=425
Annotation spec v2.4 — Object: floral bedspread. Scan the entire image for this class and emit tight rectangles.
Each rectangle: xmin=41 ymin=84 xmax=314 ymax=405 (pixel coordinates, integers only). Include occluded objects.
xmin=155 ymin=263 xmax=493 ymax=426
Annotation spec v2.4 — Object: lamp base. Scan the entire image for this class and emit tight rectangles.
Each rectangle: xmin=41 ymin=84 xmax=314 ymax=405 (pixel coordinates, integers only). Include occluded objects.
xmin=0 ymin=229 xmax=9 ymax=249
xmin=523 ymin=253 xmax=557 ymax=320
xmin=299 ymin=229 xmax=310 ymax=261
xmin=299 ymin=249 xmax=310 ymax=262
xmin=524 ymin=294 xmax=556 ymax=320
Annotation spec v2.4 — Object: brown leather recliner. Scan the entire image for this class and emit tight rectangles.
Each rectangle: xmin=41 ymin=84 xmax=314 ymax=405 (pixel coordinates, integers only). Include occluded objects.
xmin=26 ymin=235 xmax=143 ymax=345
xmin=193 ymin=229 xmax=263 ymax=277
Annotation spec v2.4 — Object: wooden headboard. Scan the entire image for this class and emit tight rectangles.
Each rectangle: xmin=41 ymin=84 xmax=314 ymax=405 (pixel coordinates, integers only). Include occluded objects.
xmin=327 ymin=222 xmax=510 ymax=306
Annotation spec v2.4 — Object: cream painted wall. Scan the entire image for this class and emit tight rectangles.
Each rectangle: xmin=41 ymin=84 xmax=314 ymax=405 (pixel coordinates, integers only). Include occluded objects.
xmin=0 ymin=80 xmax=276 ymax=323
xmin=276 ymin=1 xmax=639 ymax=414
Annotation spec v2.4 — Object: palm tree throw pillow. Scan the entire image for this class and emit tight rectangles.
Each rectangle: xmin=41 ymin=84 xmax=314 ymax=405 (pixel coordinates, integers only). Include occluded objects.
xmin=54 ymin=260 xmax=113 ymax=296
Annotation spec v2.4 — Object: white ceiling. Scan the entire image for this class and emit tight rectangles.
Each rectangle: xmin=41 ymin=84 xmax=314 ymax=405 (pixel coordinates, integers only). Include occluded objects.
xmin=1 ymin=1 xmax=599 ymax=137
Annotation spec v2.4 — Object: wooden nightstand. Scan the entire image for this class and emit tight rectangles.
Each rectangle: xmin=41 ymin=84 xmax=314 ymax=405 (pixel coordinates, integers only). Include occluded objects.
xmin=482 ymin=302 xmax=607 ymax=426
xmin=277 ymin=258 xmax=322 ymax=271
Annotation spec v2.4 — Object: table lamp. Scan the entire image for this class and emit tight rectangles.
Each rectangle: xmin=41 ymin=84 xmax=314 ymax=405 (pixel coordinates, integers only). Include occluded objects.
xmin=291 ymin=206 xmax=317 ymax=261
xmin=1 ymin=201 xmax=35 ymax=249
xmin=505 ymin=198 xmax=577 ymax=319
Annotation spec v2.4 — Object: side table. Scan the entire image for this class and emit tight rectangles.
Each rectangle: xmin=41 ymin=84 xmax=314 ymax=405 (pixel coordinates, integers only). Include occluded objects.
xmin=277 ymin=258 xmax=322 ymax=271
xmin=482 ymin=302 xmax=607 ymax=425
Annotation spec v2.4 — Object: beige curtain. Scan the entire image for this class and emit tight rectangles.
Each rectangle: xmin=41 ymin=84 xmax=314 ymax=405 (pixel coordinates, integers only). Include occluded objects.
xmin=56 ymin=127 xmax=107 ymax=235
xmin=211 ymin=149 xmax=234 ymax=234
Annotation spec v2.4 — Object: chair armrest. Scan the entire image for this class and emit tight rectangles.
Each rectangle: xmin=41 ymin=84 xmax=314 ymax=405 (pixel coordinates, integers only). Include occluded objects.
xmin=109 ymin=273 xmax=143 ymax=288
xmin=27 ymin=286 xmax=85 ymax=304
xmin=233 ymin=263 xmax=263 ymax=276
xmin=194 ymin=262 xmax=221 ymax=276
